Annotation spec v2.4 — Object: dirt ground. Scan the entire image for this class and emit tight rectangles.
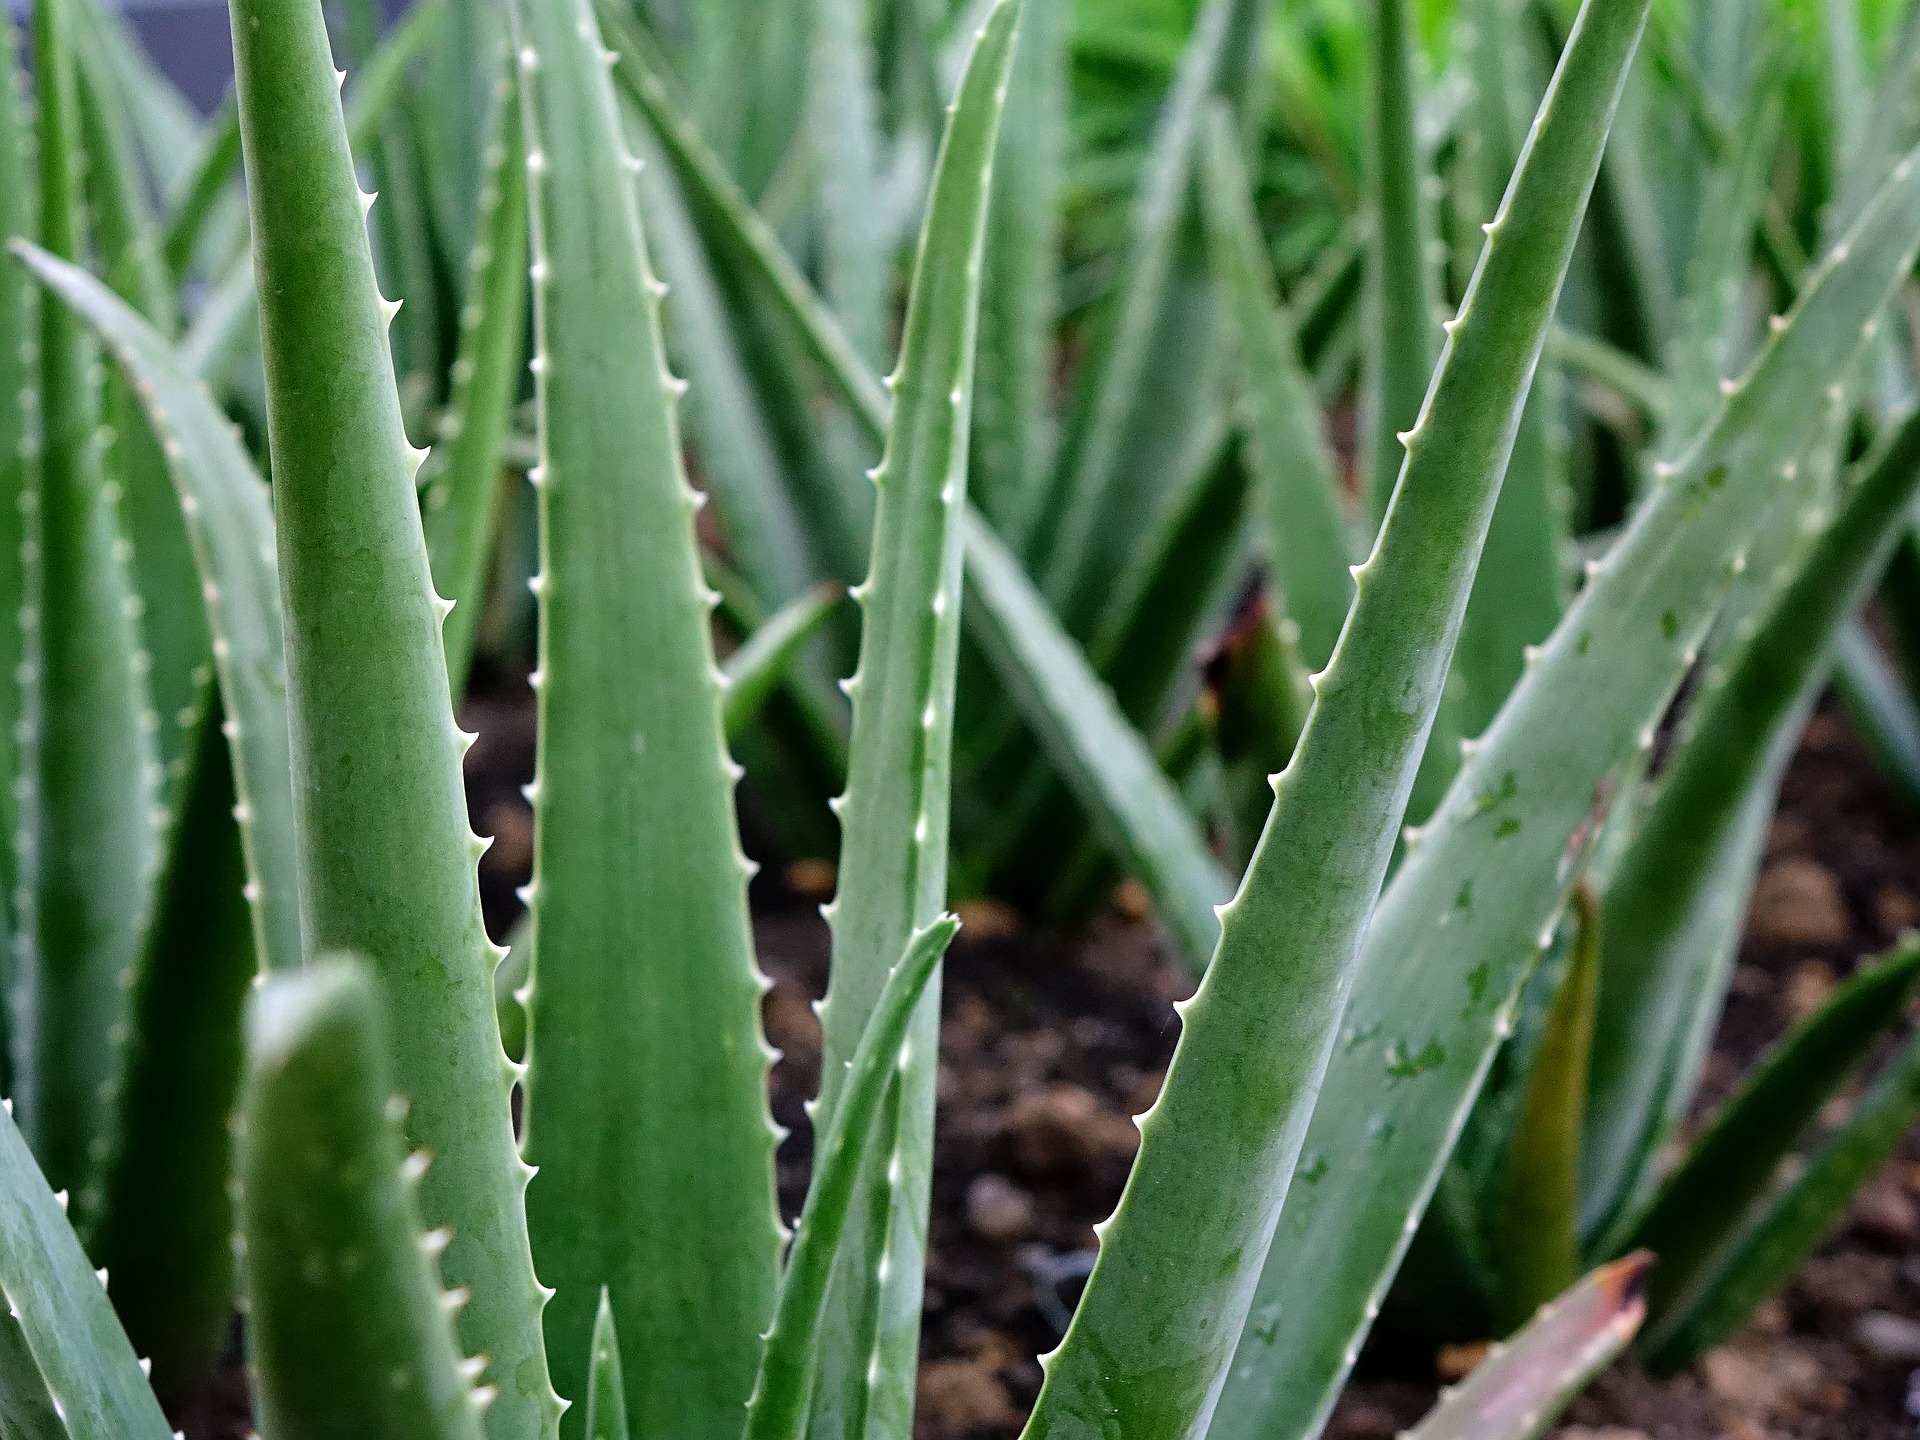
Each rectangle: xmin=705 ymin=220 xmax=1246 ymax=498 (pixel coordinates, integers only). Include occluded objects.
xmin=174 ymin=689 xmax=1920 ymax=1440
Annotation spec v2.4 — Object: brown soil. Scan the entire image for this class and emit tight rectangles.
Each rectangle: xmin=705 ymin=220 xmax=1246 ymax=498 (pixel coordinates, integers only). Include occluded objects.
xmin=170 ymin=689 xmax=1920 ymax=1440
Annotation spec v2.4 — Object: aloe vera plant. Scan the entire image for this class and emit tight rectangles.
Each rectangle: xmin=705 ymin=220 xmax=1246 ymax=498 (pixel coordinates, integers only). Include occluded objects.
xmin=5 ymin=3 xmax=1920 ymax=1440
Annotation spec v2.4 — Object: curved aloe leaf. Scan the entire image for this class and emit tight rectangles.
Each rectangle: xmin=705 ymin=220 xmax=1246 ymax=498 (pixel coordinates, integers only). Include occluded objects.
xmin=16 ymin=0 xmax=161 ymax=1202
xmin=240 ymin=961 xmax=489 ymax=1440
xmin=808 ymin=13 xmax=1018 ymax=1439
xmin=1199 ymin=104 xmax=1352 ymax=673
xmin=1585 ymin=401 xmax=1920 ymax=1245
xmin=1210 ymin=134 xmax=1920 ymax=1440
xmin=16 ymin=238 xmax=306 ymax=978
xmin=505 ymin=0 xmax=781 ymax=1428
xmin=1632 ymin=935 xmax=1920 ymax=1352
xmin=420 ymin=59 xmax=528 ymax=699
xmin=1023 ymin=7 xmax=1650 ymax=1438
xmin=227 ymin=0 xmax=554 ymax=1426
xmin=1404 ymin=1254 xmax=1649 ymax=1440
xmin=744 ymin=916 xmax=958 ymax=1440
xmin=1645 ymin=977 xmax=1920 ymax=1372
xmin=0 ymin=1096 xmax=169 ymax=1438
xmin=1361 ymin=0 xmax=1440 ymax=524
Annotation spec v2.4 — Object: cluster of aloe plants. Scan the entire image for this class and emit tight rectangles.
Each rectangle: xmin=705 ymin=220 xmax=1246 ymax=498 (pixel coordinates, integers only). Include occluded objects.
xmin=5 ymin=0 xmax=1920 ymax=1435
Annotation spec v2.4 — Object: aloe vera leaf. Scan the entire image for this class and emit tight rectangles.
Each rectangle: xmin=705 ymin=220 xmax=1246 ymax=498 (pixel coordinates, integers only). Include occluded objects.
xmin=1833 ymin=619 xmax=1920 ymax=811
xmin=1644 ymin=961 xmax=1920 ymax=1373
xmin=1488 ymin=884 xmax=1599 ymax=1328
xmin=1583 ymin=402 xmax=1920 ymax=1244
xmin=809 ymin=0 xmax=890 ymax=365
xmin=505 ymin=0 xmax=781 ymax=1428
xmin=973 ymin=0 xmax=1064 ymax=550
xmin=723 ymin=584 xmax=844 ymax=743
xmin=1360 ymin=0 xmax=1440 ymax=524
xmin=16 ymin=239 xmax=306 ymax=977
xmin=964 ymin=506 xmax=1232 ymax=966
xmin=240 ymin=961 xmax=490 ymax=1440
xmin=743 ymin=917 xmax=957 ymax=1440
xmin=626 ymin=117 xmax=818 ymax=612
xmin=227 ymin=0 xmax=554 ymax=1425
xmin=0 ymin=3 xmax=34 ymax=1092
xmin=1403 ymin=1254 xmax=1649 ymax=1440
xmin=1028 ymin=8 xmax=1653 ymax=1436
xmin=807 ymin=14 xmax=1018 ymax=1439
xmin=1630 ymin=937 xmax=1920 ymax=1351
xmin=15 ymin=0 xmax=162 ymax=1201
xmin=87 ymin=702 xmax=253 ymax=1390
xmin=0 ymin=1099 xmax=170 ymax=1438
xmin=1210 ymin=136 xmax=1920 ymax=1440
xmin=1031 ymin=0 xmax=1262 ymax=636
xmin=1198 ymin=105 xmax=1353 ymax=673
xmin=162 ymin=96 xmax=242 ymax=282
xmin=420 ymin=62 xmax=527 ymax=700
xmin=585 ymin=1292 xmax=631 ymax=1440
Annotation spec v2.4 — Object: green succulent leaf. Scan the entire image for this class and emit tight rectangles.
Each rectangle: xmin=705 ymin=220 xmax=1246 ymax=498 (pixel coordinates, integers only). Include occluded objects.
xmin=1633 ymin=937 xmax=1920 ymax=1352
xmin=227 ymin=0 xmax=554 ymax=1424
xmin=585 ymin=1293 xmax=632 ymax=1440
xmin=1642 ymin=954 xmax=1920 ymax=1372
xmin=1585 ymin=400 xmax=1920 ymax=1245
xmin=1024 ymin=4 xmax=1652 ymax=1436
xmin=0 ymin=1091 xmax=171 ymax=1439
xmin=1403 ymin=1254 xmax=1649 ymax=1440
xmin=15 ymin=237 xmax=305 ymax=977
xmin=239 ymin=961 xmax=490 ymax=1440
xmin=504 ymin=0 xmax=784 ymax=1429
xmin=809 ymin=11 xmax=1019 ymax=1437
xmin=1211 ymin=128 xmax=1920 ymax=1440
